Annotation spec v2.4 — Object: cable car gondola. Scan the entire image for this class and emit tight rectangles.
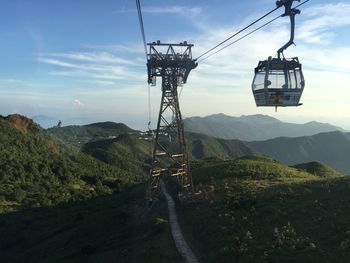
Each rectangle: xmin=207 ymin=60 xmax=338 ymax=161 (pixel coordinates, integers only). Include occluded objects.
xmin=252 ymin=0 xmax=305 ymax=110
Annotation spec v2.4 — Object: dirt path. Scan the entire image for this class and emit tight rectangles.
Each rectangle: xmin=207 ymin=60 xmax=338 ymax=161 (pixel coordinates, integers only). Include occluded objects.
xmin=160 ymin=180 xmax=199 ymax=263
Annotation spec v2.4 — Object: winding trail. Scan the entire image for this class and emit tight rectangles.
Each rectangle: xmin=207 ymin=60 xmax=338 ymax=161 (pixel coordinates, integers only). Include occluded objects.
xmin=160 ymin=180 xmax=199 ymax=263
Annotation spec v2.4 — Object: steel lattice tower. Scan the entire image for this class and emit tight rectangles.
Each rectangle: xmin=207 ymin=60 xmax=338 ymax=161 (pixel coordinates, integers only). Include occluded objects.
xmin=147 ymin=41 xmax=197 ymax=197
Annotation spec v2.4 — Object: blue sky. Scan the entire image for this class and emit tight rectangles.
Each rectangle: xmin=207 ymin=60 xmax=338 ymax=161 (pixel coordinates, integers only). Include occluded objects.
xmin=1 ymin=0 xmax=350 ymax=130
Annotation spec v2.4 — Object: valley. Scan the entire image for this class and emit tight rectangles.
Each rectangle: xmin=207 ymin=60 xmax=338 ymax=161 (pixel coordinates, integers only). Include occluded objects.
xmin=1 ymin=114 xmax=349 ymax=262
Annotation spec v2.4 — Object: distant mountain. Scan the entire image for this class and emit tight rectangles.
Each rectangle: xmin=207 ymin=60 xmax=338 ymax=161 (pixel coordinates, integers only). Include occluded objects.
xmin=47 ymin=120 xmax=255 ymax=174
xmin=186 ymin=132 xmax=255 ymax=160
xmin=184 ymin=113 xmax=345 ymax=141
xmin=48 ymin=121 xmax=137 ymax=146
xmin=47 ymin=118 xmax=349 ymax=174
xmin=248 ymin=131 xmax=350 ymax=174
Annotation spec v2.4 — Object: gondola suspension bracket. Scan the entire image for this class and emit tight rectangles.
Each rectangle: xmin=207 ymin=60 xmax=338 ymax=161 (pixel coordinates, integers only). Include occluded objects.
xmin=276 ymin=0 xmax=301 ymax=58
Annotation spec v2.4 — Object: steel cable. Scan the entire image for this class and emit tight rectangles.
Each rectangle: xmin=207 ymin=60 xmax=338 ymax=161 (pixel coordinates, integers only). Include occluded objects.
xmin=136 ymin=0 xmax=148 ymax=61
xmin=196 ymin=0 xmax=311 ymax=62
xmin=195 ymin=6 xmax=280 ymax=61
xmin=198 ymin=15 xmax=281 ymax=63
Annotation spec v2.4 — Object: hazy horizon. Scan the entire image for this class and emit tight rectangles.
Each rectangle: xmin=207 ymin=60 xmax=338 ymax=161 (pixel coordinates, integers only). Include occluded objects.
xmin=3 ymin=112 xmax=347 ymax=132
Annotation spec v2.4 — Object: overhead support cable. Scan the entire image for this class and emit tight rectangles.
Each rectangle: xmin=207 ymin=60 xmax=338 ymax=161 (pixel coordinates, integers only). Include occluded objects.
xmin=136 ymin=0 xmax=148 ymax=61
xmin=195 ymin=6 xmax=280 ymax=61
xmin=198 ymin=15 xmax=281 ymax=63
xmin=135 ymin=0 xmax=152 ymax=134
xmin=148 ymin=83 xmax=151 ymax=130
xmin=196 ymin=0 xmax=311 ymax=62
xmin=294 ymin=0 xmax=310 ymax=9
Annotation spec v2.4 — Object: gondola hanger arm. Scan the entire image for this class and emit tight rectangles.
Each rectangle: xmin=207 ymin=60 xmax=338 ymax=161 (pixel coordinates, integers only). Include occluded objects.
xmin=277 ymin=0 xmax=301 ymax=58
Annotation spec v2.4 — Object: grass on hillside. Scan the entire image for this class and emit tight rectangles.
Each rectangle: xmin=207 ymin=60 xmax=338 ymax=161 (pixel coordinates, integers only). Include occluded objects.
xmin=173 ymin=156 xmax=350 ymax=263
xmin=83 ymin=134 xmax=152 ymax=176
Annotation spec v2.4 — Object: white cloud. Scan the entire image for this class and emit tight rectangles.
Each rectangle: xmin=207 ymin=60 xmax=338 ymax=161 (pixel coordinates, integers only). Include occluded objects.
xmin=38 ymin=58 xmax=78 ymax=69
xmin=72 ymin=99 xmax=84 ymax=109
xmin=116 ymin=5 xmax=202 ymax=17
xmin=0 ymin=78 xmax=24 ymax=83
xmin=39 ymin=51 xmax=144 ymax=83
xmin=298 ymin=3 xmax=350 ymax=44
xmin=39 ymin=57 xmax=130 ymax=74
xmin=83 ymin=44 xmax=145 ymax=54
xmin=142 ymin=6 xmax=202 ymax=17
xmin=48 ymin=70 xmax=83 ymax=77
xmin=45 ymin=51 xmax=140 ymax=66
xmin=48 ymin=70 xmax=126 ymax=81
xmin=91 ymin=80 xmax=115 ymax=86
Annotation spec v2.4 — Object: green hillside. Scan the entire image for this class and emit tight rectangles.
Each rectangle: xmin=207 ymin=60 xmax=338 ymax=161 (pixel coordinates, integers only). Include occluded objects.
xmin=293 ymin=161 xmax=342 ymax=178
xmin=0 ymin=115 xmax=181 ymax=262
xmin=189 ymin=155 xmax=323 ymax=184
xmin=2 ymin=115 xmax=350 ymax=262
xmin=186 ymin=132 xmax=255 ymax=160
xmin=83 ymin=133 xmax=152 ymax=175
xmin=81 ymin=131 xmax=255 ymax=173
xmin=0 ymin=114 xmax=141 ymax=213
xmin=51 ymin=120 xmax=349 ymax=176
xmin=173 ymin=157 xmax=350 ymax=262
xmin=248 ymin=131 xmax=350 ymax=174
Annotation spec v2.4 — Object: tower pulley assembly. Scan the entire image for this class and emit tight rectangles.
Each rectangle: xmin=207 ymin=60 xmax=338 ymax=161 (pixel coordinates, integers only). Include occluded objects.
xmin=252 ymin=0 xmax=305 ymax=110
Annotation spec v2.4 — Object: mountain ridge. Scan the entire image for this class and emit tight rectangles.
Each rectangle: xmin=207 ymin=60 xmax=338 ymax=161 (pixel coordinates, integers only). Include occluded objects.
xmin=47 ymin=121 xmax=137 ymax=146
xmin=46 ymin=118 xmax=350 ymax=174
xmin=248 ymin=130 xmax=350 ymax=174
xmin=184 ymin=113 xmax=345 ymax=141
